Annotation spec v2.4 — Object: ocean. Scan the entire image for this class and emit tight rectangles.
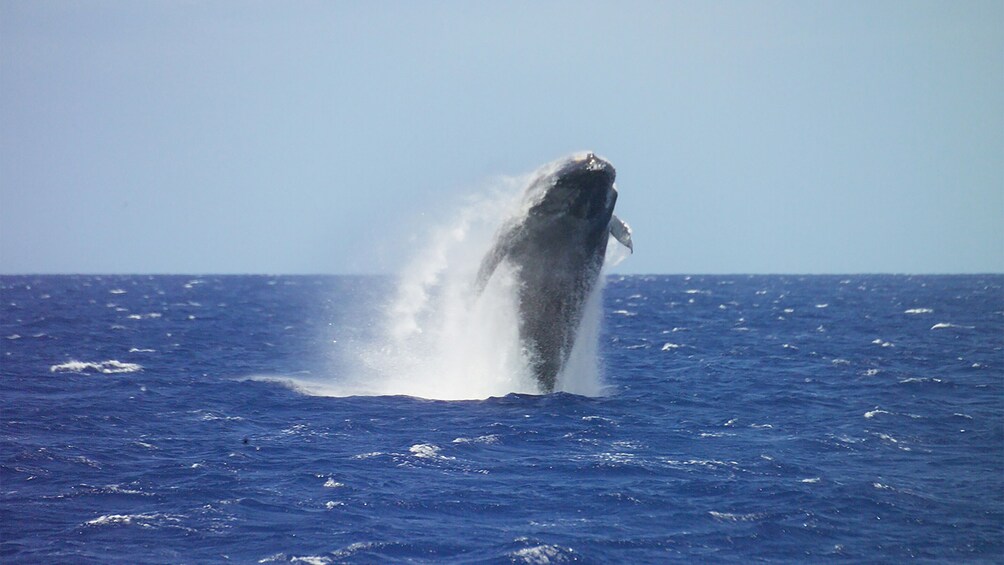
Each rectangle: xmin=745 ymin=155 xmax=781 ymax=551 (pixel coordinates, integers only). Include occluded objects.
xmin=2 ymin=274 xmax=1002 ymax=563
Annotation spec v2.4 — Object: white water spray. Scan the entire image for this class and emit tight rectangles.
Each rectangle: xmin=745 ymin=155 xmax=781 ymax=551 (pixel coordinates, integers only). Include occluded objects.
xmin=287 ymin=163 xmax=622 ymax=400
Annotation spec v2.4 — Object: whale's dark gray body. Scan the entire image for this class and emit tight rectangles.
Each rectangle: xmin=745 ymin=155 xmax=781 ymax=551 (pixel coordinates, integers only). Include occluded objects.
xmin=476 ymin=153 xmax=632 ymax=392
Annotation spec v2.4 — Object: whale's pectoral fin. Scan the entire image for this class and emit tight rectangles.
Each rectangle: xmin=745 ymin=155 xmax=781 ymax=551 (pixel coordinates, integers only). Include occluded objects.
xmin=609 ymin=214 xmax=633 ymax=253
xmin=474 ymin=248 xmax=504 ymax=296
xmin=474 ymin=225 xmax=517 ymax=296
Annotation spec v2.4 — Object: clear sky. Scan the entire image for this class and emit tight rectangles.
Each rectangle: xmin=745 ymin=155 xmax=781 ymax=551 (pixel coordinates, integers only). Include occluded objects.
xmin=2 ymin=1 xmax=1002 ymax=274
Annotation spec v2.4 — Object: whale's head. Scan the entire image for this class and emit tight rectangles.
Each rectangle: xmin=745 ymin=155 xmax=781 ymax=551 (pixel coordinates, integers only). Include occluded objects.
xmin=529 ymin=152 xmax=617 ymax=221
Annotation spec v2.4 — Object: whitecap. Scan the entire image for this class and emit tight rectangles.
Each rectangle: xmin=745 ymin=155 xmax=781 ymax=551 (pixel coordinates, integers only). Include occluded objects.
xmin=327 ymin=542 xmax=381 ymax=559
xmin=323 ymin=478 xmax=344 ymax=488
xmin=452 ymin=434 xmax=499 ymax=444
xmin=863 ymin=409 xmax=890 ymax=419
xmin=126 ymin=313 xmax=162 ymax=320
xmin=85 ymin=512 xmax=184 ymax=528
xmin=931 ymin=322 xmax=975 ymax=330
xmin=195 ymin=410 xmax=244 ymax=422
xmin=511 ymin=544 xmax=576 ymax=564
xmin=664 ymin=458 xmax=737 ymax=470
xmin=904 ymin=308 xmax=934 ymax=314
xmin=709 ymin=511 xmax=764 ymax=522
xmin=102 ymin=484 xmax=147 ymax=495
xmin=290 ymin=556 xmax=331 ymax=565
xmin=409 ymin=443 xmax=454 ymax=460
xmin=660 ymin=343 xmax=681 ymax=351
xmin=899 ymin=377 xmax=943 ymax=384
xmin=50 ymin=360 xmax=143 ymax=374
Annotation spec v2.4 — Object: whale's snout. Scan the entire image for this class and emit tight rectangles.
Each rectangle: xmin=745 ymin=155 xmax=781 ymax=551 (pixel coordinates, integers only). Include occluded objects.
xmin=539 ymin=152 xmax=616 ymax=220
xmin=569 ymin=152 xmax=616 ymax=181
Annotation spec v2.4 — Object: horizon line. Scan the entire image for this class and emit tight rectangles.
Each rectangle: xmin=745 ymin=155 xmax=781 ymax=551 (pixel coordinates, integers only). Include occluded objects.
xmin=2 ymin=272 xmax=1002 ymax=277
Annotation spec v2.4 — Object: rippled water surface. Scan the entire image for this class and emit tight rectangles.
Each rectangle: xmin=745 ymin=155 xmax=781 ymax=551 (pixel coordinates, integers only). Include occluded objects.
xmin=2 ymin=275 xmax=1002 ymax=563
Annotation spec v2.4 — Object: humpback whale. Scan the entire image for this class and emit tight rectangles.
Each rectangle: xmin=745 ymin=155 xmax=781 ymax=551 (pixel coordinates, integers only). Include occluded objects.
xmin=475 ymin=153 xmax=632 ymax=392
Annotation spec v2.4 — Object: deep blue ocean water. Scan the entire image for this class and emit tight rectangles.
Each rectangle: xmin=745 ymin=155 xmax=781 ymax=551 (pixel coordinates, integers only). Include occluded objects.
xmin=2 ymin=274 xmax=1002 ymax=563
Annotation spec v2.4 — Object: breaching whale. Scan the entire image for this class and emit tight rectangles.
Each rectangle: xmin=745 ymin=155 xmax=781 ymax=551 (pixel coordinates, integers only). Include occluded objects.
xmin=475 ymin=153 xmax=633 ymax=392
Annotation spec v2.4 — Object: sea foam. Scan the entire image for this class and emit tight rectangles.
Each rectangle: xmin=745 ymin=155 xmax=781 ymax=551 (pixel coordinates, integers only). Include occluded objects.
xmin=50 ymin=360 xmax=143 ymax=374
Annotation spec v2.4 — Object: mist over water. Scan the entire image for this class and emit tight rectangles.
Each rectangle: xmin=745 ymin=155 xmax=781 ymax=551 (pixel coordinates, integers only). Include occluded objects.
xmin=291 ymin=165 xmax=617 ymax=400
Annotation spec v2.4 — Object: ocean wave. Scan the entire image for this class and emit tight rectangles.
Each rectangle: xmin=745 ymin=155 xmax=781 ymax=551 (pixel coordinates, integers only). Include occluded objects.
xmin=452 ymin=434 xmax=500 ymax=444
xmin=898 ymin=377 xmax=944 ymax=384
xmin=85 ymin=512 xmax=186 ymax=529
xmin=664 ymin=458 xmax=739 ymax=471
xmin=931 ymin=322 xmax=975 ymax=330
xmin=126 ymin=313 xmax=162 ymax=320
xmin=50 ymin=360 xmax=143 ymax=374
xmin=709 ymin=510 xmax=765 ymax=522
xmin=409 ymin=443 xmax=454 ymax=461
xmin=511 ymin=544 xmax=578 ymax=564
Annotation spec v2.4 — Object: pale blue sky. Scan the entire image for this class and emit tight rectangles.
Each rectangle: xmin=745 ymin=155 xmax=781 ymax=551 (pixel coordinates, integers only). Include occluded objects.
xmin=2 ymin=1 xmax=1001 ymax=274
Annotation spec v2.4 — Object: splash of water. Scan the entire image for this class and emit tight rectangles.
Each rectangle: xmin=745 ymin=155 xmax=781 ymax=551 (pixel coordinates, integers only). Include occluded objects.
xmin=290 ymin=165 xmax=618 ymax=400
